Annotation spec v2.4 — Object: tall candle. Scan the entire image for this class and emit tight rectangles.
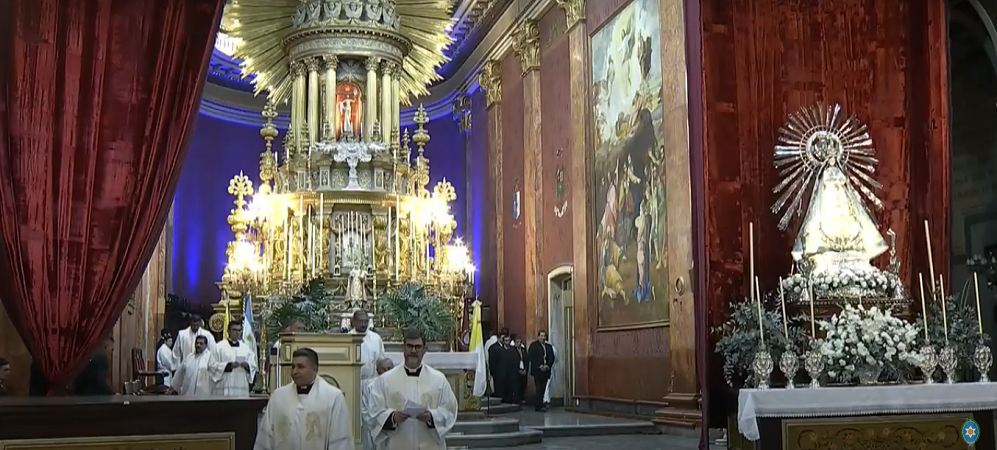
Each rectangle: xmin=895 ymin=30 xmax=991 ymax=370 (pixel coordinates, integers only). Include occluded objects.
xmin=808 ymin=282 xmax=816 ymax=338
xmin=940 ymin=276 xmax=949 ymax=345
xmin=285 ymin=212 xmax=291 ymax=281
xmin=925 ymin=220 xmax=937 ymax=295
xmin=975 ymin=272 xmax=984 ymax=335
xmin=318 ymin=193 xmax=324 ymax=273
xmin=779 ymin=277 xmax=789 ymax=339
xmin=425 ymin=242 xmax=430 ymax=280
xmin=298 ymin=196 xmax=304 ymax=277
xmin=749 ymin=223 xmax=755 ymax=303
xmin=395 ymin=200 xmax=400 ymax=280
xmin=755 ymin=276 xmax=765 ymax=348
xmin=309 ymin=206 xmax=315 ymax=278
xmin=919 ymin=273 xmax=929 ymax=342
xmin=371 ymin=218 xmax=376 ymax=272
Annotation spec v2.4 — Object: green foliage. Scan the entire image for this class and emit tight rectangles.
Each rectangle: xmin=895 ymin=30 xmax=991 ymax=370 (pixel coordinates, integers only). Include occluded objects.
xmin=256 ymin=278 xmax=340 ymax=345
xmin=712 ymin=293 xmax=810 ymax=388
xmin=917 ymin=284 xmax=991 ymax=378
xmin=381 ymin=282 xmax=456 ymax=343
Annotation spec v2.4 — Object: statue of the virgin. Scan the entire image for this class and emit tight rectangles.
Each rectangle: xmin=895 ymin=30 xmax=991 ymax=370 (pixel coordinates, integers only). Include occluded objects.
xmin=771 ymin=103 xmax=888 ymax=276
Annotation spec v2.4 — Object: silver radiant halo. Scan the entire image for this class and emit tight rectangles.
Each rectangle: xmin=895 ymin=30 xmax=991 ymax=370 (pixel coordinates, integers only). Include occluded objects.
xmin=771 ymin=103 xmax=883 ymax=231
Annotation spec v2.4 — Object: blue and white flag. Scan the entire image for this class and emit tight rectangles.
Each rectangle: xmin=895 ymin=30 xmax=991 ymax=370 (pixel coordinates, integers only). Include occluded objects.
xmin=243 ymin=294 xmax=257 ymax=355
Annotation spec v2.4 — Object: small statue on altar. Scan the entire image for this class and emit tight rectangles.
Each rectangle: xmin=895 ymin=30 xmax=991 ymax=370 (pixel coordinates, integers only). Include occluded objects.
xmin=347 ymin=267 xmax=367 ymax=305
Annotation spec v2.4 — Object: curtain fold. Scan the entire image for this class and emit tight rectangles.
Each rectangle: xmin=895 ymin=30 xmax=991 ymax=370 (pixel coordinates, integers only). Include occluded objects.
xmin=0 ymin=0 xmax=224 ymax=393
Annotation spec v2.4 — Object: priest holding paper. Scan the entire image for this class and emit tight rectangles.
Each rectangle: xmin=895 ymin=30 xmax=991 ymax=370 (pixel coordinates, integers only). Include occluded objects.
xmin=209 ymin=320 xmax=257 ymax=397
xmin=254 ymin=348 xmax=354 ymax=450
xmin=366 ymin=328 xmax=458 ymax=450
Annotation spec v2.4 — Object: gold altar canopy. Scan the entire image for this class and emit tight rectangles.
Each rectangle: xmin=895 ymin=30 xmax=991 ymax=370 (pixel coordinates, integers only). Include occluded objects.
xmin=215 ymin=0 xmax=475 ymax=339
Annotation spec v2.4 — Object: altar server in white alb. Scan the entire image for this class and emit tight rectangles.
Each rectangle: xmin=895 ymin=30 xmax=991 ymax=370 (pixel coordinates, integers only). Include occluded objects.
xmin=350 ymin=309 xmax=385 ymax=389
xmin=155 ymin=330 xmax=176 ymax=386
xmin=171 ymin=335 xmax=213 ymax=396
xmin=254 ymin=347 xmax=354 ymax=450
xmin=366 ymin=328 xmax=458 ymax=450
xmin=208 ymin=320 xmax=258 ymax=396
xmin=173 ymin=315 xmax=216 ymax=363
xmin=360 ymin=358 xmax=394 ymax=450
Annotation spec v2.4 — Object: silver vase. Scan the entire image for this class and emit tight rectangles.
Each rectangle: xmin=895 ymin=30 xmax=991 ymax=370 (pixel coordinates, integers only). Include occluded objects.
xmin=803 ymin=350 xmax=824 ymax=388
xmin=938 ymin=346 xmax=958 ymax=384
xmin=973 ymin=344 xmax=993 ymax=383
xmin=752 ymin=349 xmax=774 ymax=390
xmin=779 ymin=350 xmax=799 ymax=389
xmin=918 ymin=345 xmax=938 ymax=384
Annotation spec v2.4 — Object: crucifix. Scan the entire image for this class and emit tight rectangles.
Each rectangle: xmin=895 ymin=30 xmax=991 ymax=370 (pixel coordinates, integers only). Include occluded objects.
xmin=333 ymin=142 xmax=372 ymax=190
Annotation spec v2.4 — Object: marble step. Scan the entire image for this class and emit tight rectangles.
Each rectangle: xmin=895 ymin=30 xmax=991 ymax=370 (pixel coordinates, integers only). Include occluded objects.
xmin=445 ymin=428 xmax=543 ymax=448
xmin=529 ymin=420 xmax=659 ymax=438
xmin=453 ymin=417 xmax=521 ymax=435
xmin=459 ymin=402 xmax=522 ymax=418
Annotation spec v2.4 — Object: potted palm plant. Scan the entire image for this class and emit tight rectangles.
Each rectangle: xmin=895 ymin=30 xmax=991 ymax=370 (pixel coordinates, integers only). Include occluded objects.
xmin=380 ymin=282 xmax=456 ymax=352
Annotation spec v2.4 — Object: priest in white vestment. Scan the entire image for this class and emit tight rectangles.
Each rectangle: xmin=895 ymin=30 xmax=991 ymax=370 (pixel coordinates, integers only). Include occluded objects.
xmin=360 ymin=358 xmax=394 ymax=450
xmin=366 ymin=328 xmax=458 ymax=450
xmin=255 ymin=347 xmax=354 ymax=450
xmin=156 ymin=331 xmax=176 ymax=386
xmin=208 ymin=320 xmax=257 ymax=397
xmin=173 ymin=316 xmax=216 ymax=364
xmin=350 ymin=310 xmax=386 ymax=389
xmin=171 ymin=335 xmax=213 ymax=396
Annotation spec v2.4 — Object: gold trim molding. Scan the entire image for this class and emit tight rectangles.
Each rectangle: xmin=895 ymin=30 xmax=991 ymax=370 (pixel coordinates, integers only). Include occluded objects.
xmin=513 ymin=20 xmax=540 ymax=75
xmin=0 ymin=432 xmax=235 ymax=450
xmin=478 ymin=60 xmax=503 ymax=107
xmin=555 ymin=0 xmax=586 ymax=30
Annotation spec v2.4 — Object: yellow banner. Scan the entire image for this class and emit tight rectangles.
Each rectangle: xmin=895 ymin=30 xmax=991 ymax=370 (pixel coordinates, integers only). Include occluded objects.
xmin=0 ymin=432 xmax=234 ymax=450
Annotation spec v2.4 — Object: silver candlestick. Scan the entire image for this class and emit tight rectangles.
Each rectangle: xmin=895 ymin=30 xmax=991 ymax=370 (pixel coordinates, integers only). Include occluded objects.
xmin=779 ymin=350 xmax=799 ymax=389
xmin=918 ymin=345 xmax=937 ymax=384
xmin=803 ymin=349 xmax=824 ymax=388
xmin=752 ymin=349 xmax=774 ymax=390
xmin=973 ymin=344 xmax=992 ymax=383
xmin=938 ymin=346 xmax=958 ymax=384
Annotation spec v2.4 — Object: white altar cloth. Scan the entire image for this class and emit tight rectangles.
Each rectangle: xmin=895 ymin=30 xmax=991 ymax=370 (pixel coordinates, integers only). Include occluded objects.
xmin=384 ymin=351 xmax=478 ymax=371
xmin=738 ymin=384 xmax=997 ymax=441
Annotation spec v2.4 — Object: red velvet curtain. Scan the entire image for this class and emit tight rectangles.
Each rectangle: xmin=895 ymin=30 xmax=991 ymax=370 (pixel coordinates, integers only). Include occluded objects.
xmin=0 ymin=0 xmax=223 ymax=393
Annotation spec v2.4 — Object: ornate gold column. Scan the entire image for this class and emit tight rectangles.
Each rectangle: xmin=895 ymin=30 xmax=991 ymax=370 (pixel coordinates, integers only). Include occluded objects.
xmin=391 ymin=69 xmax=400 ymax=140
xmin=325 ymin=56 xmax=338 ymax=140
xmin=478 ymin=60 xmax=504 ymax=325
xmin=381 ymin=61 xmax=394 ymax=144
xmin=514 ymin=20 xmax=543 ymax=335
xmin=307 ymin=57 xmax=321 ymax=146
xmin=291 ymin=60 xmax=307 ymax=151
xmin=364 ymin=57 xmax=379 ymax=142
xmin=559 ymin=0 xmax=593 ymax=399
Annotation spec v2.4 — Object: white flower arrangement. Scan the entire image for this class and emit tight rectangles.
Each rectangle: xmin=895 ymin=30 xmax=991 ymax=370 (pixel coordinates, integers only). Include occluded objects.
xmin=817 ymin=304 xmax=921 ymax=383
xmin=781 ymin=266 xmax=900 ymax=300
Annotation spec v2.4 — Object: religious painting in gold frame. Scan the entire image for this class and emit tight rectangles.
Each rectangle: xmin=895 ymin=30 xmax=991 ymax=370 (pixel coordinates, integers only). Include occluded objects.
xmin=591 ymin=0 xmax=672 ymax=329
xmin=0 ymin=432 xmax=234 ymax=450
xmin=336 ymin=82 xmax=363 ymax=140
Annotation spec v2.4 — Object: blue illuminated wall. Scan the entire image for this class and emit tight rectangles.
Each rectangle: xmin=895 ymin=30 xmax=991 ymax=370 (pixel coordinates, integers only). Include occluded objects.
xmin=173 ymin=113 xmax=281 ymax=303
xmin=468 ymin=87 xmax=489 ymax=295
xmin=420 ymin=111 xmax=467 ymax=242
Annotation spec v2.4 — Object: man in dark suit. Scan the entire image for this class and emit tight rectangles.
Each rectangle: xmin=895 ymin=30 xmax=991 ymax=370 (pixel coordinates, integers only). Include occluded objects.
xmin=527 ymin=330 xmax=555 ymax=412
xmin=73 ymin=336 xmax=115 ymax=395
xmin=0 ymin=357 xmax=10 ymax=396
xmin=488 ymin=332 xmax=511 ymax=402
xmin=510 ymin=334 xmax=529 ymax=404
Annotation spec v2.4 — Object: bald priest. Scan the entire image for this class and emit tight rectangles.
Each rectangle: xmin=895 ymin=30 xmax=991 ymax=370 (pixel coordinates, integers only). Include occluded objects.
xmin=254 ymin=348 xmax=354 ymax=450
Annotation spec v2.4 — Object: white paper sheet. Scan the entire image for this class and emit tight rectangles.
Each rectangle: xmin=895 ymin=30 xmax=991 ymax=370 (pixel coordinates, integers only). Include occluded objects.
xmin=403 ymin=399 xmax=427 ymax=417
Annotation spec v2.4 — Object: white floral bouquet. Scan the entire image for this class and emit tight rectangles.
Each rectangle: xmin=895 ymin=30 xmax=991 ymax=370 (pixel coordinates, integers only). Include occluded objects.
xmin=781 ymin=266 xmax=901 ymax=300
xmin=817 ymin=304 xmax=921 ymax=383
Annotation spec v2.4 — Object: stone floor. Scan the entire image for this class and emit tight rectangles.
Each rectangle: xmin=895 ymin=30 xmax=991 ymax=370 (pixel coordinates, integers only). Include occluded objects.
xmin=510 ymin=408 xmax=651 ymax=427
xmin=470 ymin=434 xmax=717 ymax=450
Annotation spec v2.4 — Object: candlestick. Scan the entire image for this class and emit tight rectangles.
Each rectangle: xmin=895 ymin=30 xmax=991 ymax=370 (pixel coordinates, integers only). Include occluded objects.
xmin=308 ymin=206 xmax=313 ymax=278
xmin=925 ymin=220 xmax=937 ymax=295
xmin=754 ymin=276 xmax=765 ymax=348
xmin=298 ymin=196 xmax=304 ymax=279
xmin=808 ymin=282 xmax=816 ymax=338
xmin=940 ymin=276 xmax=949 ymax=345
xmin=779 ymin=277 xmax=788 ymax=339
xmin=919 ymin=273 xmax=929 ymax=342
xmin=975 ymin=272 xmax=984 ymax=335
xmin=371 ymin=218 xmax=376 ymax=272
xmin=319 ymin=194 xmax=324 ymax=273
xmin=425 ymin=242 xmax=430 ymax=280
xmin=395 ymin=199 xmax=400 ymax=281
xmin=285 ymin=212 xmax=291 ymax=281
